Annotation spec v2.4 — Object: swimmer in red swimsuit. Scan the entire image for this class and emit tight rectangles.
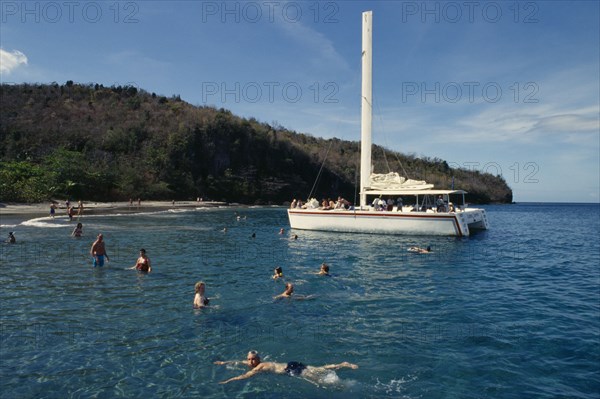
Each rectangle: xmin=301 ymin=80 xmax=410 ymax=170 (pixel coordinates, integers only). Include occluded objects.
xmin=130 ymin=248 xmax=152 ymax=272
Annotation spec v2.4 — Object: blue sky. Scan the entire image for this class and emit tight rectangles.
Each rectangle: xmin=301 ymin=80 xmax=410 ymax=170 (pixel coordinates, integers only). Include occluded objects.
xmin=1 ymin=1 xmax=598 ymax=202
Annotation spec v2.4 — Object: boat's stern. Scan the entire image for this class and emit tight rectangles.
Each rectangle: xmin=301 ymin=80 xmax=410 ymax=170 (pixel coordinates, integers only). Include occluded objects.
xmin=456 ymin=208 xmax=490 ymax=236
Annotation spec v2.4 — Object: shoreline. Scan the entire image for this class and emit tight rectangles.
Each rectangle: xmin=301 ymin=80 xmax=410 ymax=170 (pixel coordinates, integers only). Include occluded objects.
xmin=0 ymin=200 xmax=228 ymax=217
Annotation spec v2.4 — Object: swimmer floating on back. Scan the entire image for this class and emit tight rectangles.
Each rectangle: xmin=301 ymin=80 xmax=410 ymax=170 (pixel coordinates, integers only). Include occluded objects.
xmin=215 ymin=350 xmax=358 ymax=385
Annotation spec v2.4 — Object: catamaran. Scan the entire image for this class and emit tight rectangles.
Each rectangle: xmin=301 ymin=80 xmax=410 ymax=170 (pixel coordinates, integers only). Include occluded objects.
xmin=287 ymin=11 xmax=489 ymax=237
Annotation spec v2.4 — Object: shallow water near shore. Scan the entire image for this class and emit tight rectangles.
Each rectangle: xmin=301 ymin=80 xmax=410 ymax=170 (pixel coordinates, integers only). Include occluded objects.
xmin=1 ymin=203 xmax=599 ymax=398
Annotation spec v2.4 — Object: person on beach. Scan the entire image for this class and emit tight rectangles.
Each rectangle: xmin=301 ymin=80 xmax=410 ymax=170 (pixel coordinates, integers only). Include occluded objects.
xmin=193 ymin=281 xmax=209 ymax=308
xmin=130 ymin=248 xmax=151 ymax=272
xmin=90 ymin=233 xmax=109 ymax=267
xmin=274 ymin=282 xmax=294 ymax=299
xmin=215 ymin=350 xmax=358 ymax=384
xmin=272 ymin=266 xmax=283 ymax=279
xmin=77 ymin=201 xmax=84 ymax=217
xmin=50 ymin=203 xmax=56 ymax=218
xmin=71 ymin=223 xmax=83 ymax=237
xmin=7 ymin=232 xmax=16 ymax=244
xmin=317 ymin=263 xmax=330 ymax=276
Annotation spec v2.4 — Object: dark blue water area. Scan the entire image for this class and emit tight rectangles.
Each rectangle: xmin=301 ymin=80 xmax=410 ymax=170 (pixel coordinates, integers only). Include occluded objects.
xmin=0 ymin=203 xmax=598 ymax=398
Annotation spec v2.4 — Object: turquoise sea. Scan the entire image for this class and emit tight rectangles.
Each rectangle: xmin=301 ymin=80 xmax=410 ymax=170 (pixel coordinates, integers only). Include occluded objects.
xmin=1 ymin=203 xmax=599 ymax=398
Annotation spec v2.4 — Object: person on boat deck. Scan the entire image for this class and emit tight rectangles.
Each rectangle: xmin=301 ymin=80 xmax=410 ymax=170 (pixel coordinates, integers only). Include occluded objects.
xmin=436 ymin=195 xmax=447 ymax=212
xmin=274 ymin=282 xmax=294 ymax=299
xmin=193 ymin=281 xmax=209 ymax=308
xmin=321 ymin=199 xmax=331 ymax=210
xmin=372 ymin=196 xmax=385 ymax=211
xmin=386 ymin=198 xmax=394 ymax=211
xmin=290 ymin=199 xmax=297 ymax=209
xmin=396 ymin=197 xmax=403 ymax=211
xmin=272 ymin=266 xmax=284 ymax=279
xmin=448 ymin=202 xmax=456 ymax=212
xmin=130 ymin=248 xmax=151 ymax=272
xmin=296 ymin=199 xmax=303 ymax=208
xmin=215 ymin=350 xmax=358 ymax=384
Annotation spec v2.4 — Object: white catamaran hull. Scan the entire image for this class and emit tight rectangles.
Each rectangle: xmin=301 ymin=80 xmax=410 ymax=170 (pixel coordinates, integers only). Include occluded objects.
xmin=288 ymin=208 xmax=489 ymax=237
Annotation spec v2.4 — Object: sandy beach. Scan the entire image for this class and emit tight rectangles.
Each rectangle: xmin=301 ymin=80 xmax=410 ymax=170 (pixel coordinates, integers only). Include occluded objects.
xmin=0 ymin=200 xmax=228 ymax=217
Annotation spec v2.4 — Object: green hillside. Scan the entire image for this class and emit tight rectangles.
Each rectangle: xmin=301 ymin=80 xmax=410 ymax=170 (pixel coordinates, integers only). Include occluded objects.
xmin=0 ymin=82 xmax=512 ymax=204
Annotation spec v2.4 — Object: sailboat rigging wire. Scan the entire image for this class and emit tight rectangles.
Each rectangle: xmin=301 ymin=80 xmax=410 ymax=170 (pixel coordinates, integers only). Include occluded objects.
xmin=373 ymin=96 xmax=411 ymax=179
xmin=306 ymin=139 xmax=334 ymax=201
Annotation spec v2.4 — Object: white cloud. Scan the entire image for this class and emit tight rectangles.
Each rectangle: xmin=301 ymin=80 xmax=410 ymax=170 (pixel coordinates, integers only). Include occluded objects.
xmin=0 ymin=49 xmax=28 ymax=74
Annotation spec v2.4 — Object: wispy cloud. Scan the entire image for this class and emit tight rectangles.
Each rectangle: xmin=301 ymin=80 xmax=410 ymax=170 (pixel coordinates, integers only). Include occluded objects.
xmin=275 ymin=18 xmax=350 ymax=74
xmin=0 ymin=48 xmax=28 ymax=74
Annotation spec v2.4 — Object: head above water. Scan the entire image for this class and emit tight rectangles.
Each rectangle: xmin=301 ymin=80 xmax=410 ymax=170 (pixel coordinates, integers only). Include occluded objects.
xmin=247 ymin=350 xmax=261 ymax=367
xmin=195 ymin=281 xmax=205 ymax=294
xmin=320 ymin=263 xmax=329 ymax=273
xmin=274 ymin=266 xmax=283 ymax=275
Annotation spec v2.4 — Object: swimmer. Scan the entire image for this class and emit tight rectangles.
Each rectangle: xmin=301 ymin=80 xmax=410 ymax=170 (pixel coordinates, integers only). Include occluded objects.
xmin=129 ymin=248 xmax=151 ymax=272
xmin=71 ymin=222 xmax=83 ymax=237
xmin=221 ymin=227 xmax=227 ymax=233
xmin=274 ymin=282 xmax=294 ymax=299
xmin=90 ymin=233 xmax=110 ymax=267
xmin=279 ymin=228 xmax=285 ymax=234
xmin=291 ymin=234 xmax=298 ymax=240
xmin=7 ymin=232 xmax=16 ymax=244
xmin=193 ymin=281 xmax=209 ymax=308
xmin=251 ymin=232 xmax=256 ymax=238
xmin=215 ymin=350 xmax=358 ymax=384
xmin=272 ymin=266 xmax=283 ymax=279
xmin=408 ymin=246 xmax=431 ymax=254
xmin=316 ymin=263 xmax=330 ymax=276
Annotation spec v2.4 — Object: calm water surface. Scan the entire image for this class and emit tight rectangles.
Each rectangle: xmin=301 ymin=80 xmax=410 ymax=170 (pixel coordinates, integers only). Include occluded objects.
xmin=0 ymin=203 xmax=599 ymax=398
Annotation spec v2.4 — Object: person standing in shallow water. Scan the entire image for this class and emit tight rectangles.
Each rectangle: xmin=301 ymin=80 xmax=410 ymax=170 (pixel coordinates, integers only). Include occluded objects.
xmin=71 ymin=223 xmax=83 ymax=237
xmin=214 ymin=350 xmax=358 ymax=384
xmin=90 ymin=233 xmax=109 ymax=267
xmin=130 ymin=248 xmax=151 ymax=272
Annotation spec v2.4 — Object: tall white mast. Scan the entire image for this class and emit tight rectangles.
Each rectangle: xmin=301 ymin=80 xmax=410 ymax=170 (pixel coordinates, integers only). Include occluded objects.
xmin=360 ymin=11 xmax=372 ymax=208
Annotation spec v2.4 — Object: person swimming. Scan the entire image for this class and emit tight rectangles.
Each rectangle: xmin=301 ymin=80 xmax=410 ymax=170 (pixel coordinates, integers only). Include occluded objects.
xmin=193 ymin=281 xmax=209 ymax=308
xmin=274 ymin=282 xmax=294 ymax=299
xmin=7 ymin=232 xmax=16 ymax=244
xmin=284 ymin=361 xmax=306 ymax=376
xmin=408 ymin=246 xmax=431 ymax=254
xmin=215 ymin=350 xmax=358 ymax=385
xmin=317 ymin=263 xmax=330 ymax=276
xmin=272 ymin=266 xmax=283 ymax=279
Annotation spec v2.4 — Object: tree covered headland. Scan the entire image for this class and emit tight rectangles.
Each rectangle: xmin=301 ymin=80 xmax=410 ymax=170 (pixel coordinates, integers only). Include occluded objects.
xmin=0 ymin=83 xmax=512 ymax=204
